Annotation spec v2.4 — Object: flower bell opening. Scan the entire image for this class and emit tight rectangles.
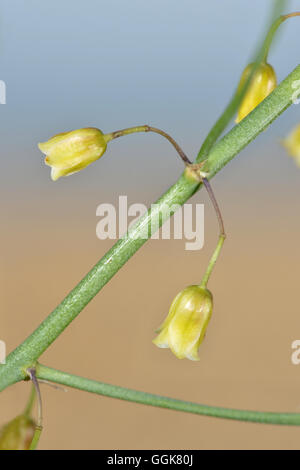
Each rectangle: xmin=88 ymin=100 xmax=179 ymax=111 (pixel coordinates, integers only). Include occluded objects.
xmin=153 ymin=285 xmax=213 ymax=361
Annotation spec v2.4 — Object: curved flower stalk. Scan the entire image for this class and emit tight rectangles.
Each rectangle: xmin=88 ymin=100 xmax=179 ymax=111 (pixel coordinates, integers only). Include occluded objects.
xmin=153 ymin=167 xmax=225 ymax=360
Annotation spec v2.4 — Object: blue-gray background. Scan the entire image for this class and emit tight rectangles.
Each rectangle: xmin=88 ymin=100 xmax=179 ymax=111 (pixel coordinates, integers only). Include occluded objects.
xmin=1 ymin=0 xmax=300 ymax=194
xmin=1 ymin=0 xmax=300 ymax=450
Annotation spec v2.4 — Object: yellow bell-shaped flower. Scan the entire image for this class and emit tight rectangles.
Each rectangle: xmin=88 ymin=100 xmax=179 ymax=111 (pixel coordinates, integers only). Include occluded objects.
xmin=236 ymin=62 xmax=277 ymax=123
xmin=282 ymin=124 xmax=300 ymax=166
xmin=153 ymin=285 xmax=213 ymax=361
xmin=38 ymin=127 xmax=110 ymax=181
xmin=0 ymin=415 xmax=36 ymax=450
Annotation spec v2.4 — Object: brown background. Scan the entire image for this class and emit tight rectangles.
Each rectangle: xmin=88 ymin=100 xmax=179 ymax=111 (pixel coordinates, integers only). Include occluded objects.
xmin=1 ymin=151 xmax=300 ymax=449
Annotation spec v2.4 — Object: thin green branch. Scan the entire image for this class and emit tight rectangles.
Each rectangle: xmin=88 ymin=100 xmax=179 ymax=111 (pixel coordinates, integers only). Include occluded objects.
xmin=200 ymin=234 xmax=225 ymax=288
xmin=36 ymin=364 xmax=300 ymax=426
xmin=0 ymin=63 xmax=299 ymax=392
xmin=262 ymin=12 xmax=300 ymax=63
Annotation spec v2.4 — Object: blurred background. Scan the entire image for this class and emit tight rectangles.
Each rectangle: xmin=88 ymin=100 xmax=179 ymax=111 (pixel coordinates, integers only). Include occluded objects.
xmin=1 ymin=0 xmax=300 ymax=450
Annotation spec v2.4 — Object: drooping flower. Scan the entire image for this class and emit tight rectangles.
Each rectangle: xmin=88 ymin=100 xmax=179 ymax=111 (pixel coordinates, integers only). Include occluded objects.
xmin=0 ymin=415 xmax=36 ymax=450
xmin=153 ymin=285 xmax=213 ymax=361
xmin=236 ymin=62 xmax=277 ymax=123
xmin=38 ymin=127 xmax=111 ymax=181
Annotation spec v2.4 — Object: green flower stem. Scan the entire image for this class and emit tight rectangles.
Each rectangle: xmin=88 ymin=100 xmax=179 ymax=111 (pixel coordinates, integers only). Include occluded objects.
xmin=200 ymin=234 xmax=226 ymax=289
xmin=29 ymin=427 xmax=42 ymax=451
xmin=200 ymin=177 xmax=225 ymax=287
xmin=186 ymin=175 xmax=225 ymax=288
xmin=0 ymin=64 xmax=299 ymax=393
xmin=196 ymin=87 xmax=244 ymax=164
xmin=262 ymin=12 xmax=300 ymax=63
xmin=35 ymin=364 xmax=300 ymax=426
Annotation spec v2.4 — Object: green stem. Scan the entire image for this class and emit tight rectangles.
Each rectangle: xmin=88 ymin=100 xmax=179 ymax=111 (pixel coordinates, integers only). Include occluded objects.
xmin=29 ymin=427 xmax=42 ymax=451
xmin=262 ymin=12 xmax=300 ymax=63
xmin=0 ymin=64 xmax=299 ymax=392
xmin=200 ymin=177 xmax=226 ymax=287
xmin=200 ymin=234 xmax=226 ymax=288
xmin=196 ymin=87 xmax=243 ymax=164
xmin=35 ymin=364 xmax=300 ymax=426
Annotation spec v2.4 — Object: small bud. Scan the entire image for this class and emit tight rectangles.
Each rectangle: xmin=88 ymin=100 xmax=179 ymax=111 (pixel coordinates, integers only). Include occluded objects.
xmin=236 ymin=62 xmax=277 ymax=123
xmin=38 ymin=127 xmax=110 ymax=181
xmin=282 ymin=124 xmax=300 ymax=166
xmin=0 ymin=415 xmax=36 ymax=450
xmin=153 ymin=285 xmax=213 ymax=361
